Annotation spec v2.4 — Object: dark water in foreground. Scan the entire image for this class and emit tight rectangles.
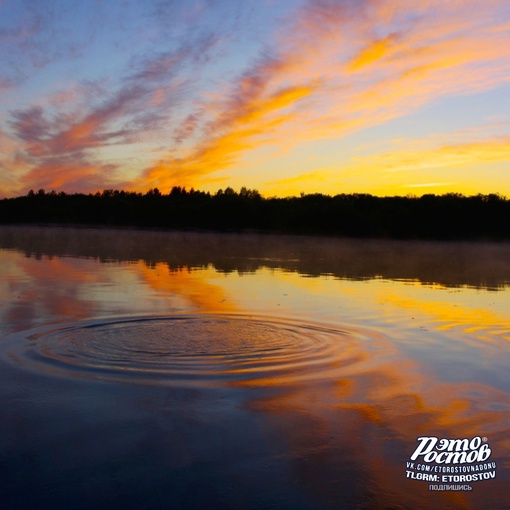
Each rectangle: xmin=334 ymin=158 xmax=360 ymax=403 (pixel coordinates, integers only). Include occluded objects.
xmin=1 ymin=226 xmax=509 ymax=509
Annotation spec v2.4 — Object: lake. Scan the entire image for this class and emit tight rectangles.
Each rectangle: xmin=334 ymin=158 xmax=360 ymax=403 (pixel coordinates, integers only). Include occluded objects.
xmin=0 ymin=225 xmax=509 ymax=509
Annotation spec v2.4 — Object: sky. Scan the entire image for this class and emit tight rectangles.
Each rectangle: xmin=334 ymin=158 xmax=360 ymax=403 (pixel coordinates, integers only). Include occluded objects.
xmin=1 ymin=0 xmax=509 ymax=198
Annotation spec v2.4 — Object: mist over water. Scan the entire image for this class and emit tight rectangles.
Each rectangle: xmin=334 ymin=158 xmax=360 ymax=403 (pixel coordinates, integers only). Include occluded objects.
xmin=1 ymin=226 xmax=509 ymax=509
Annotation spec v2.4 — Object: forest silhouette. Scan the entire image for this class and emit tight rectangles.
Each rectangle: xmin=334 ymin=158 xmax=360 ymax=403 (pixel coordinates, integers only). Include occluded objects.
xmin=1 ymin=187 xmax=509 ymax=240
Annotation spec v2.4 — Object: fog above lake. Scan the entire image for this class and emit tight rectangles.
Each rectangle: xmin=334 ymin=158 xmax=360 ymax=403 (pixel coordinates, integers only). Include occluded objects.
xmin=1 ymin=225 xmax=510 ymax=290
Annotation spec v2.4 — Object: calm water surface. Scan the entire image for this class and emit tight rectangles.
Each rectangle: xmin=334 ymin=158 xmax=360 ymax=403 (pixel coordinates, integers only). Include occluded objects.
xmin=1 ymin=226 xmax=509 ymax=509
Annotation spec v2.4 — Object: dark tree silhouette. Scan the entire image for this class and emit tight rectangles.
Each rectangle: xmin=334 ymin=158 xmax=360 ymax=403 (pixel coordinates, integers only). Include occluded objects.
xmin=0 ymin=188 xmax=509 ymax=240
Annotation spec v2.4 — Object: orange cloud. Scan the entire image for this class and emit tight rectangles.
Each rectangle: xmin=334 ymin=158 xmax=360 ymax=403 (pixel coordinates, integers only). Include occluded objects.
xmin=348 ymin=34 xmax=399 ymax=70
xmin=132 ymin=0 xmax=510 ymax=193
xmin=19 ymin=160 xmax=118 ymax=191
xmin=134 ymin=83 xmax=316 ymax=190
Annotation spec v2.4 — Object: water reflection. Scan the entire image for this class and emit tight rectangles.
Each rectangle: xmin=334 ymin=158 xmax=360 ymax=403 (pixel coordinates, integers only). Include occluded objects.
xmin=2 ymin=225 xmax=510 ymax=289
xmin=0 ymin=226 xmax=509 ymax=509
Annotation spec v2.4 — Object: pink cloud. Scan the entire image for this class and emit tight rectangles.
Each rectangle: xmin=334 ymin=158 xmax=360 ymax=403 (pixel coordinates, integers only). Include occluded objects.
xmin=4 ymin=33 xmax=220 ymax=195
xmin=19 ymin=159 xmax=118 ymax=194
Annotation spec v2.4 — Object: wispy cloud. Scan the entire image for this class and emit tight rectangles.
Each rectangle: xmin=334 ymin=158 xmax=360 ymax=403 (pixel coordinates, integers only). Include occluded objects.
xmin=337 ymin=133 xmax=510 ymax=195
xmin=1 ymin=0 xmax=509 ymax=196
xmin=3 ymin=22 xmax=225 ymax=194
xmin=134 ymin=0 xmax=510 ymax=192
xmin=406 ymin=182 xmax=457 ymax=189
xmin=349 ymin=136 xmax=510 ymax=174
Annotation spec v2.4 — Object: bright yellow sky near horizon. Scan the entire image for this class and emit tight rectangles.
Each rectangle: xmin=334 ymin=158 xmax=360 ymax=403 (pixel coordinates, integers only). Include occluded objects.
xmin=0 ymin=0 xmax=509 ymax=198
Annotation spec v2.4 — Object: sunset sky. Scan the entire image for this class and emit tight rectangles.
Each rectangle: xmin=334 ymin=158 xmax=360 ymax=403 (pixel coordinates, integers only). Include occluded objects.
xmin=1 ymin=0 xmax=509 ymax=198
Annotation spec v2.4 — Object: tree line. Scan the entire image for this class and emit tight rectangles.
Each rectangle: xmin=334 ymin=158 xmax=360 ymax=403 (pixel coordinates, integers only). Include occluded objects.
xmin=1 ymin=186 xmax=509 ymax=240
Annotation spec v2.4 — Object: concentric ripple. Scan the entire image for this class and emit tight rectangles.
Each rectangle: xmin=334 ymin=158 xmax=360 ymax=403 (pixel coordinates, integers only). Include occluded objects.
xmin=1 ymin=314 xmax=380 ymax=387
